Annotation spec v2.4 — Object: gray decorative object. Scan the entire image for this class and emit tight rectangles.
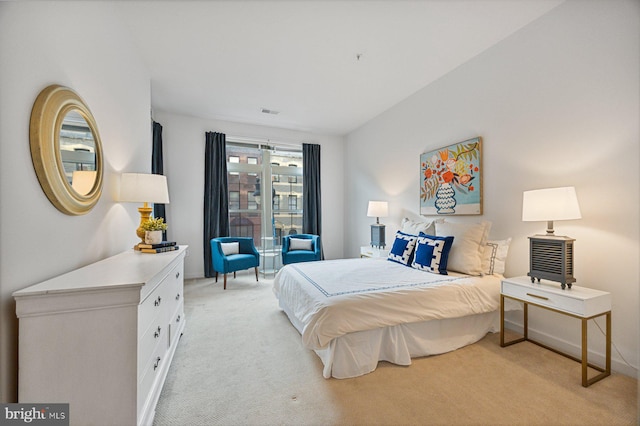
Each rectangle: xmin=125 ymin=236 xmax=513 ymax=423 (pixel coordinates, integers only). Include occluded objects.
xmin=367 ymin=201 xmax=388 ymax=249
xmin=370 ymin=224 xmax=386 ymax=249
xmin=528 ymin=235 xmax=575 ymax=289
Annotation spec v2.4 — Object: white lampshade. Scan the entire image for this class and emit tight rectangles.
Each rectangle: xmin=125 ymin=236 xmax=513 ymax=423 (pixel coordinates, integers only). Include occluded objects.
xmin=522 ymin=186 xmax=580 ymax=235
xmin=119 ymin=173 xmax=170 ymax=204
xmin=367 ymin=201 xmax=388 ymax=218
xmin=71 ymin=170 xmax=97 ymax=196
xmin=522 ymin=187 xmax=581 ymax=221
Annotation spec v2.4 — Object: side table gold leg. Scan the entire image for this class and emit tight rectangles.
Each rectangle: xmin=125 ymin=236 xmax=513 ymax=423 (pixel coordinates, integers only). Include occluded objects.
xmin=500 ymin=295 xmax=527 ymax=347
xmin=606 ymin=311 xmax=611 ymax=375
xmin=500 ymin=295 xmax=505 ymax=346
xmin=523 ymin=302 xmax=528 ymax=340
xmin=582 ymin=318 xmax=588 ymax=387
xmin=582 ymin=312 xmax=611 ymax=387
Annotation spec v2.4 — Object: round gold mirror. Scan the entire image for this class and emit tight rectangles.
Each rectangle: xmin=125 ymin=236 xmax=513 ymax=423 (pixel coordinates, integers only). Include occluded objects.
xmin=30 ymin=85 xmax=104 ymax=215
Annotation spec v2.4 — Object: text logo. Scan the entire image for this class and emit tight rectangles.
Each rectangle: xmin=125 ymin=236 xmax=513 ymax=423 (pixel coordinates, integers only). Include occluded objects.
xmin=0 ymin=404 xmax=68 ymax=426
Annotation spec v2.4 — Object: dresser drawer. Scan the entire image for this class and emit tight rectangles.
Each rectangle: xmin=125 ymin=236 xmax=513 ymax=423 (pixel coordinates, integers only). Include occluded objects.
xmin=169 ymin=304 xmax=184 ymax=348
xmin=501 ymin=277 xmax=611 ymax=317
xmin=139 ymin=261 xmax=182 ymax=334
xmin=139 ymin=280 xmax=168 ymax=337
xmin=137 ymin=340 xmax=168 ymax=420
xmin=166 ymin=264 xmax=184 ymax=312
xmin=138 ymin=317 xmax=167 ymax=376
xmin=502 ymin=281 xmax=584 ymax=314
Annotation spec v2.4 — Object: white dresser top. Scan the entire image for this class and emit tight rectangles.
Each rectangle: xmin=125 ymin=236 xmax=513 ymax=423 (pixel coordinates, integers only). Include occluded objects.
xmin=13 ymin=246 xmax=187 ymax=318
xmin=14 ymin=246 xmax=187 ymax=297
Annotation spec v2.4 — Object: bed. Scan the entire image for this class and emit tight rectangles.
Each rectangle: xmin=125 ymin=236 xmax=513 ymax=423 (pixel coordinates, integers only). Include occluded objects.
xmin=273 ymin=219 xmax=512 ymax=379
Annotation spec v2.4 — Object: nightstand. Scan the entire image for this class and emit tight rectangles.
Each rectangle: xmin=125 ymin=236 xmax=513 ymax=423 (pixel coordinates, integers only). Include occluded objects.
xmin=500 ymin=276 xmax=611 ymax=387
xmin=360 ymin=246 xmax=389 ymax=258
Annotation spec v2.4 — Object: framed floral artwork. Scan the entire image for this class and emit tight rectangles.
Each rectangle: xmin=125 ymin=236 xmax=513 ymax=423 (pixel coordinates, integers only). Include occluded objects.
xmin=420 ymin=137 xmax=482 ymax=215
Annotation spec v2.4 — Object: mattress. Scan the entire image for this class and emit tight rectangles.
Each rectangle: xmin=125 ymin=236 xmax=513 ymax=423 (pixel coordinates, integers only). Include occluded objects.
xmin=273 ymin=258 xmax=504 ymax=378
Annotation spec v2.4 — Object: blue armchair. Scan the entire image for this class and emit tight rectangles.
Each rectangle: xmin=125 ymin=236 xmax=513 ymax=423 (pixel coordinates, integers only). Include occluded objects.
xmin=210 ymin=237 xmax=260 ymax=289
xmin=282 ymin=234 xmax=321 ymax=265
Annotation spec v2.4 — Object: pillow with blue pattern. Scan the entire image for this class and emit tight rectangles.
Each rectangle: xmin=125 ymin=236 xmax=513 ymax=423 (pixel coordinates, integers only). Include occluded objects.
xmin=387 ymin=231 xmax=418 ymax=266
xmin=411 ymin=233 xmax=454 ymax=275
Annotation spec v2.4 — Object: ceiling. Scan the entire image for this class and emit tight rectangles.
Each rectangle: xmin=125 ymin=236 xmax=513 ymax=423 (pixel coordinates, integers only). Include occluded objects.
xmin=116 ymin=1 xmax=564 ymax=136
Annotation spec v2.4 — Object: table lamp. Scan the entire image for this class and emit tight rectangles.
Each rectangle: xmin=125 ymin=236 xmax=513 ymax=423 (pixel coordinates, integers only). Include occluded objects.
xmin=522 ymin=186 xmax=581 ymax=289
xmin=119 ymin=173 xmax=170 ymax=246
xmin=367 ymin=201 xmax=388 ymax=249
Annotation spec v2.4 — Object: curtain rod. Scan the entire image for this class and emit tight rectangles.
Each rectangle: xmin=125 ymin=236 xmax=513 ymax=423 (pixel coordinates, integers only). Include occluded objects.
xmin=226 ymin=135 xmax=305 ymax=150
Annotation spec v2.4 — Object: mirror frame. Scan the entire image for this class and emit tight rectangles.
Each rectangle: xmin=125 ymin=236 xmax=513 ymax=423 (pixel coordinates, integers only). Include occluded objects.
xmin=30 ymin=85 xmax=104 ymax=215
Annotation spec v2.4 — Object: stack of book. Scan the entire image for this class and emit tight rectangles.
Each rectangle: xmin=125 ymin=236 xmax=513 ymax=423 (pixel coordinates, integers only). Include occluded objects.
xmin=136 ymin=241 xmax=179 ymax=253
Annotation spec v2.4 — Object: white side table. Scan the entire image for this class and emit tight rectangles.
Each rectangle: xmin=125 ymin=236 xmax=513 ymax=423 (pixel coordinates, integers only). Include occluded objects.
xmin=360 ymin=246 xmax=389 ymax=258
xmin=500 ymin=276 xmax=611 ymax=387
xmin=260 ymin=251 xmax=281 ymax=276
xmin=260 ymin=236 xmax=281 ymax=276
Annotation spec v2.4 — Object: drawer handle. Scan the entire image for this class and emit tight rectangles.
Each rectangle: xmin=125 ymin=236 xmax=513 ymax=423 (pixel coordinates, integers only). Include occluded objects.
xmin=176 ymin=315 xmax=181 ymax=323
xmin=153 ymin=356 xmax=161 ymax=371
xmin=526 ymin=293 xmax=549 ymax=301
xmin=175 ymin=271 xmax=180 ymax=279
xmin=154 ymin=326 xmax=162 ymax=338
xmin=175 ymin=293 xmax=181 ymax=301
xmin=154 ymin=296 xmax=162 ymax=307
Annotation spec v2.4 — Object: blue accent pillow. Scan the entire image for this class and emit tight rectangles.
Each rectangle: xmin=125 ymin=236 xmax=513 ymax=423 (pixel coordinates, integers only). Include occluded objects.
xmin=387 ymin=231 xmax=418 ymax=266
xmin=411 ymin=233 xmax=454 ymax=275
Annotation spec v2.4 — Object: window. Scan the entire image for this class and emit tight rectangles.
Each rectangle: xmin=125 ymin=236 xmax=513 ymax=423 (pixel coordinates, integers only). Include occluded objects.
xmin=288 ymin=194 xmax=297 ymax=210
xmin=247 ymin=157 xmax=258 ymax=177
xmin=228 ymin=156 xmax=240 ymax=175
xmin=226 ymin=143 xmax=303 ymax=251
xmin=229 ymin=191 xmax=240 ymax=210
xmin=248 ymin=192 xmax=258 ymax=210
xmin=229 ymin=216 xmax=254 ymax=238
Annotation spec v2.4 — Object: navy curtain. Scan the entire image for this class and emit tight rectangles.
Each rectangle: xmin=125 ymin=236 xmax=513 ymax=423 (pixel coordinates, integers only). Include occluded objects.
xmin=203 ymin=132 xmax=230 ymax=278
xmin=152 ymin=121 xmax=167 ymax=239
xmin=302 ymin=143 xmax=323 ymax=258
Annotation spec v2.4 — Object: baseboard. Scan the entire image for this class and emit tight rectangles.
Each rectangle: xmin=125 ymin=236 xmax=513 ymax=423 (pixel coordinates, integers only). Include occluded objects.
xmin=503 ymin=319 xmax=638 ymax=379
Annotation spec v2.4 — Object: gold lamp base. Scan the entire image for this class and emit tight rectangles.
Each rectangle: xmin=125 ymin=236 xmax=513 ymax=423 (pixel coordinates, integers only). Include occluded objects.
xmin=134 ymin=202 xmax=153 ymax=248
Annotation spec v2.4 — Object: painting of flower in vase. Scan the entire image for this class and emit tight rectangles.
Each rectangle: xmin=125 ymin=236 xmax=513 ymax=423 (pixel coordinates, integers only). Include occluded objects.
xmin=420 ymin=137 xmax=482 ymax=215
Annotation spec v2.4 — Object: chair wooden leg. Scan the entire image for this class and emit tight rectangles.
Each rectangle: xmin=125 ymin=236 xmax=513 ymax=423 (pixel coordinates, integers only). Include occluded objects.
xmin=215 ymin=272 xmax=218 ymax=283
xmin=233 ymin=271 xmax=236 ymax=278
xmin=224 ymin=274 xmax=227 ymax=290
xmin=254 ymin=267 xmax=259 ymax=282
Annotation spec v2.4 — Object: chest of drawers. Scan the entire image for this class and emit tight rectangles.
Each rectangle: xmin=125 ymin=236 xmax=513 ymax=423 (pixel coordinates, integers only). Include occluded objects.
xmin=13 ymin=246 xmax=187 ymax=426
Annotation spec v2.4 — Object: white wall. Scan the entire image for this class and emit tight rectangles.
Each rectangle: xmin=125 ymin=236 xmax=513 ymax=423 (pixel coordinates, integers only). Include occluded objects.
xmin=0 ymin=3 xmax=152 ymax=401
xmin=153 ymin=110 xmax=345 ymax=279
xmin=345 ymin=0 xmax=639 ymax=377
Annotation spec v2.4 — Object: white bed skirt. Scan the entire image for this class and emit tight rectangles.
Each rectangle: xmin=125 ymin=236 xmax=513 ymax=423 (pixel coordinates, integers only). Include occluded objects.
xmin=279 ymin=297 xmax=499 ymax=379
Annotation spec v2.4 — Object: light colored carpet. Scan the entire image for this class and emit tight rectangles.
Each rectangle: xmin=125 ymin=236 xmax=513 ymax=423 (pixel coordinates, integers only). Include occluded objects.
xmin=154 ymin=271 xmax=638 ymax=426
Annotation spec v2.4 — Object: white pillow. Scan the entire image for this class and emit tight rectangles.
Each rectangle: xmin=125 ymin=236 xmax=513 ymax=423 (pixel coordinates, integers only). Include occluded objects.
xmin=434 ymin=220 xmax=491 ymax=276
xmin=482 ymin=238 xmax=512 ymax=276
xmin=289 ymin=238 xmax=313 ymax=251
xmin=400 ymin=217 xmax=435 ymax=236
xmin=220 ymin=242 xmax=239 ymax=255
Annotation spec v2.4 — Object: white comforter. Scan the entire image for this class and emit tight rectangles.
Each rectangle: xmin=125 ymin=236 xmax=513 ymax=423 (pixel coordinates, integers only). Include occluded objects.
xmin=273 ymin=258 xmax=501 ymax=350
